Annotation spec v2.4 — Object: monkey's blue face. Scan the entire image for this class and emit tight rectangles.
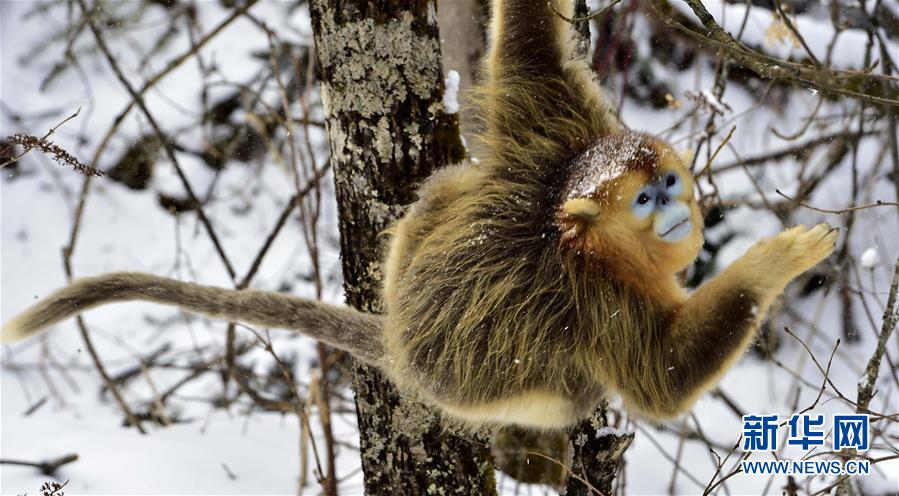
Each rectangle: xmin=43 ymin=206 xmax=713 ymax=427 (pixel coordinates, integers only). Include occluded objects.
xmin=631 ymin=172 xmax=692 ymax=243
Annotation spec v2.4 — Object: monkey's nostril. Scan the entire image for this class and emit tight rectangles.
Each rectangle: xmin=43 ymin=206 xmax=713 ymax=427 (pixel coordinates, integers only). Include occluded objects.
xmin=657 ymin=193 xmax=670 ymax=206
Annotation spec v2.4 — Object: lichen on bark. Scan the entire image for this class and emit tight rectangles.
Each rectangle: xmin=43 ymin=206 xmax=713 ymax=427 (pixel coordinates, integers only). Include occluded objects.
xmin=316 ymin=9 xmax=443 ymax=118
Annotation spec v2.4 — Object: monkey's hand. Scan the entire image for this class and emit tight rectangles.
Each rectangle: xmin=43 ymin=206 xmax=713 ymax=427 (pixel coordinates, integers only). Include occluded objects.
xmin=743 ymin=223 xmax=837 ymax=291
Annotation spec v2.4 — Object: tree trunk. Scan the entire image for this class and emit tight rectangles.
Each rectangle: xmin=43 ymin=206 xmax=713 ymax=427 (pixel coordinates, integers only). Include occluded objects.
xmin=308 ymin=1 xmax=496 ymax=494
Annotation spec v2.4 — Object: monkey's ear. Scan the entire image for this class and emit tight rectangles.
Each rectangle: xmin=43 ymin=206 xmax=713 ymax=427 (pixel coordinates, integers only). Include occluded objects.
xmin=562 ymin=198 xmax=600 ymax=219
xmin=557 ymin=198 xmax=600 ymax=246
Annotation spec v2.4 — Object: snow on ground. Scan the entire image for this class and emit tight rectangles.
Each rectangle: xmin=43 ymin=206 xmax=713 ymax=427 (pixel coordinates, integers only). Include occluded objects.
xmin=2 ymin=1 xmax=898 ymax=495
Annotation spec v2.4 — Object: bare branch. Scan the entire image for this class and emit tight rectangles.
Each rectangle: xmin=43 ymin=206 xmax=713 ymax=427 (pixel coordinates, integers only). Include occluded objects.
xmin=663 ymin=0 xmax=899 ymax=107
xmin=857 ymin=258 xmax=899 ymax=412
xmin=76 ymin=0 xmax=236 ymax=280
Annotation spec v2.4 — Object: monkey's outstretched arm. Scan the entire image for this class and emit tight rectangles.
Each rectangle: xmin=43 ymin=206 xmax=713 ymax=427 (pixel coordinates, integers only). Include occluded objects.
xmin=1 ymin=272 xmax=384 ymax=365
xmin=481 ymin=0 xmax=618 ymax=167
xmin=619 ymin=225 xmax=837 ymax=418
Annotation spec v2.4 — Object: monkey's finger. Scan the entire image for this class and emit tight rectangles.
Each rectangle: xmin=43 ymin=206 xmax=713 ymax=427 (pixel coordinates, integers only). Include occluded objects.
xmin=808 ymin=223 xmax=837 ymax=241
xmin=803 ymin=223 xmax=832 ymax=241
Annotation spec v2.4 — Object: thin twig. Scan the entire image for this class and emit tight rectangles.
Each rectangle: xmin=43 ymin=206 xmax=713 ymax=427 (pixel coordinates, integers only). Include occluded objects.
xmin=772 ymin=0 xmax=821 ymax=67
xmin=713 ymin=130 xmax=873 ymax=173
xmin=0 ymin=107 xmax=81 ymax=168
xmin=221 ymin=462 xmax=238 ymax=480
xmin=5 ymin=133 xmax=103 ymax=177
xmin=775 ymin=189 xmax=899 ymax=214
xmin=549 ymin=0 xmax=622 ymax=23
xmin=516 ymin=450 xmax=604 ymax=495
xmin=0 ymin=454 xmax=78 ymax=475
xmin=245 ymin=327 xmax=327 ymax=488
xmin=700 ymin=125 xmax=736 ymax=177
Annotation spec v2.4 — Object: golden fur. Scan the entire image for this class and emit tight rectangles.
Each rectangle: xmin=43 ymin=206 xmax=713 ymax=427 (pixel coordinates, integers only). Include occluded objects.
xmin=1 ymin=0 xmax=836 ymax=429
xmin=381 ymin=0 xmax=834 ymax=425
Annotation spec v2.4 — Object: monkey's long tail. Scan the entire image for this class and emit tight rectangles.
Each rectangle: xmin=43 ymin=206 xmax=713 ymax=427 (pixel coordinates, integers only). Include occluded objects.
xmin=1 ymin=272 xmax=384 ymax=365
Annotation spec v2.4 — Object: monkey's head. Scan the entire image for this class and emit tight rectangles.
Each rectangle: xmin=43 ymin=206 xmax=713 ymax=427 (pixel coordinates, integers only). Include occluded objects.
xmin=557 ymin=132 xmax=704 ymax=276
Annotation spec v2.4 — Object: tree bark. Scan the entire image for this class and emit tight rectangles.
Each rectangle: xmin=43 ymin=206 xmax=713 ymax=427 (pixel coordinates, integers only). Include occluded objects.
xmin=564 ymin=402 xmax=634 ymax=495
xmin=308 ymin=1 xmax=496 ymax=494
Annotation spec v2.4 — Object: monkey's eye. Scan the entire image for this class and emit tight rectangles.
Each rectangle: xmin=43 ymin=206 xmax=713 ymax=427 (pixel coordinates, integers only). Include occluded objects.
xmin=663 ymin=173 xmax=684 ymax=196
xmin=665 ymin=174 xmax=677 ymax=188
xmin=632 ymin=189 xmax=655 ymax=218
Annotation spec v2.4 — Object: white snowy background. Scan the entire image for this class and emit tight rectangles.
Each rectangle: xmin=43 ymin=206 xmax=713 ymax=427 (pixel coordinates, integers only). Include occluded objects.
xmin=1 ymin=1 xmax=898 ymax=494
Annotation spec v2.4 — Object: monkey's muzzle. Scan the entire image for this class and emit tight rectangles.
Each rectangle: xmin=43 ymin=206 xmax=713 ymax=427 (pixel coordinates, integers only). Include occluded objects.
xmin=655 ymin=203 xmax=692 ymax=242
